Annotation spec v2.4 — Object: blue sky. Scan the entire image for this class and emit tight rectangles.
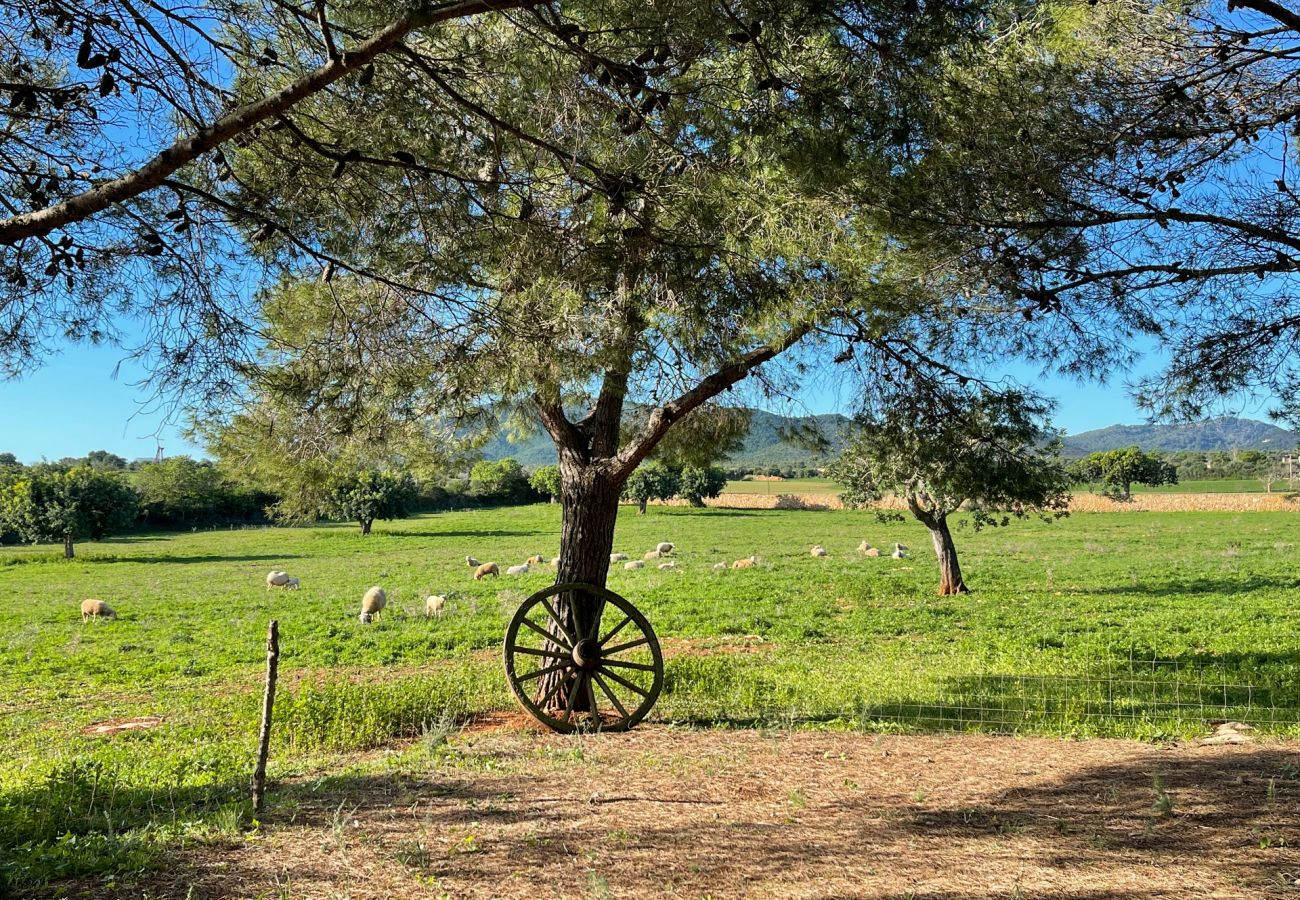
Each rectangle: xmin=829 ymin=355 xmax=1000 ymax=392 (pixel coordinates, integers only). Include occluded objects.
xmin=1 ymin=335 xmax=1281 ymax=465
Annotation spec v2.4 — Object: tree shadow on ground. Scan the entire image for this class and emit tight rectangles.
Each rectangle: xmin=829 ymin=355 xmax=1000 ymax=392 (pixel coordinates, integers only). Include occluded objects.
xmin=1081 ymin=575 xmax=1300 ymax=597
xmin=81 ymin=553 xmax=306 ymax=564
xmin=379 ymin=529 xmax=554 ymax=539
xmin=57 ymin=741 xmax=1300 ymax=899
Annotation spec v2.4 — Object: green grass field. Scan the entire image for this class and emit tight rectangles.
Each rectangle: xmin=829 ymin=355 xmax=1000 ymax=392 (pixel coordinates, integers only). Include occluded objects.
xmin=4 ymin=504 xmax=1300 ymax=890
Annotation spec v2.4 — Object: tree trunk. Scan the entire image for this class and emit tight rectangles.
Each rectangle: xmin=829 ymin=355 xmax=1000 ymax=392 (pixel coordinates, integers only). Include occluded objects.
xmin=63 ymin=534 xmax=74 ymax=559
xmin=537 ymin=454 xmax=624 ymax=712
xmin=928 ymin=517 xmax=969 ymax=596
xmin=638 ymin=497 xmax=647 ymax=514
xmin=360 ymin=518 xmax=372 ymax=535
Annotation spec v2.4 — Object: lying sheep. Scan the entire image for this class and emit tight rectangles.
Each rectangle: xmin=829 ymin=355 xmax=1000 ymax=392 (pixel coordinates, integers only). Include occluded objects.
xmin=857 ymin=541 xmax=874 ymax=554
xmin=80 ymin=598 xmax=116 ymax=622
xmin=465 ymin=555 xmax=481 ymax=568
xmin=506 ymin=563 xmax=530 ymax=576
xmin=526 ymin=554 xmax=545 ymax=566
xmin=474 ymin=562 xmax=499 ymax=580
xmin=359 ymin=586 xmax=386 ymax=624
xmin=656 ymin=542 xmax=675 ymax=555
xmin=644 ymin=549 xmax=662 ymax=560
xmin=610 ymin=552 xmax=629 ymax=562
xmin=732 ymin=555 xmax=757 ymax=569
xmin=712 ymin=562 xmax=728 ymax=571
xmin=425 ymin=595 xmax=447 ymax=617
xmin=658 ymin=561 xmax=678 ymax=570
xmin=810 ymin=545 xmax=828 ymax=557
xmin=892 ymin=543 xmax=908 ymax=559
xmin=266 ymin=570 xmax=291 ymax=589
xmin=863 ymin=547 xmax=881 ymax=558
xmin=624 ymin=560 xmax=645 ymax=570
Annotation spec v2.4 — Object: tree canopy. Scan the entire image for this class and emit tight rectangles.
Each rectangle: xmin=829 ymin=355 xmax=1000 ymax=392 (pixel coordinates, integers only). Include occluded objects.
xmin=0 ymin=465 xmax=138 ymax=557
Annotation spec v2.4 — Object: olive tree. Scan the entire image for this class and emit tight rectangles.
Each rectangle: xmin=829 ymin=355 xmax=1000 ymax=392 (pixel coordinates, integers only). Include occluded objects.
xmin=621 ymin=463 xmax=679 ymax=515
xmin=0 ymin=466 xmax=138 ymax=557
xmin=329 ymin=469 xmax=418 ymax=534
xmin=833 ymin=387 xmax=1071 ymax=595
xmin=1071 ymin=448 xmax=1177 ymax=501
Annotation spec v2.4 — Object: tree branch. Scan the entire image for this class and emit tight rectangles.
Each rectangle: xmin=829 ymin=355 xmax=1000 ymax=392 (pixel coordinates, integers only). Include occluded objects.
xmin=1232 ymin=0 xmax=1300 ymax=33
xmin=0 ymin=0 xmax=541 ymax=245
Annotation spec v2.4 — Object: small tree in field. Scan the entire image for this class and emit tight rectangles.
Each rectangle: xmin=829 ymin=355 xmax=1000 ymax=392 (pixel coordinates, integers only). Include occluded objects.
xmin=529 ymin=465 xmax=561 ymax=504
xmin=0 ymin=466 xmax=138 ymax=558
xmin=676 ymin=466 xmax=727 ymax=508
xmin=832 ymin=389 xmax=1070 ymax=596
xmin=622 ymin=464 xmax=679 ymax=515
xmin=1072 ymin=448 xmax=1177 ymax=501
xmin=329 ymin=470 xmax=418 ymax=535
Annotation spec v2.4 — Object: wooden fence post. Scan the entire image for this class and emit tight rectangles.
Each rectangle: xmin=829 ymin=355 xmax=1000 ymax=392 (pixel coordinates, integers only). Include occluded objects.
xmin=252 ymin=619 xmax=280 ymax=815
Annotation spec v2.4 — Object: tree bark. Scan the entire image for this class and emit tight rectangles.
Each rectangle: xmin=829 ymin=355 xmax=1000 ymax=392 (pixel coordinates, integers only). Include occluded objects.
xmin=360 ymin=518 xmax=372 ymax=535
xmin=638 ymin=497 xmax=648 ymax=514
xmin=63 ymin=534 xmax=74 ymax=559
xmin=928 ymin=517 xmax=969 ymax=596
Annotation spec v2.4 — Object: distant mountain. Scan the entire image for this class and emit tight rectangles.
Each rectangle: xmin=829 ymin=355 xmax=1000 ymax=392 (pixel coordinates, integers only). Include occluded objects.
xmin=1061 ymin=417 xmax=1297 ymax=456
xmin=479 ymin=408 xmax=850 ymax=469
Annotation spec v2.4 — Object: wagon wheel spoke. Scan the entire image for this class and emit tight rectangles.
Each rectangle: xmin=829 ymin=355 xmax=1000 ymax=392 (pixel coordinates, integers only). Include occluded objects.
xmin=520 ymin=615 xmax=569 ymax=650
xmin=598 ymin=666 xmax=652 ymax=698
xmin=539 ymin=598 xmax=577 ymax=646
xmin=600 ymin=615 xmax=633 ymax=646
xmin=586 ymin=673 xmax=600 ymax=725
xmin=515 ymin=661 xmax=572 ymax=684
xmin=560 ymin=672 xmax=586 ymax=723
xmin=602 ymin=636 xmax=650 ymax=656
xmin=592 ymin=672 xmax=631 ymax=720
xmin=509 ymin=645 xmax=571 ymax=660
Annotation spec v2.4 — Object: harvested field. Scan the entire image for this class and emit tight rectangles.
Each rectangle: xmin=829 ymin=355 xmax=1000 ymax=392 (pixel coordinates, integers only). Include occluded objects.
xmin=58 ymin=727 xmax=1300 ymax=899
xmin=660 ymin=491 xmax=1300 ymax=513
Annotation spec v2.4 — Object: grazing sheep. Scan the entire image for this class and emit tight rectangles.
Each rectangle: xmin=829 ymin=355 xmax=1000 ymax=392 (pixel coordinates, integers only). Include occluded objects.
xmin=732 ymin=556 xmax=757 ymax=569
xmin=465 ymin=555 xmax=481 ymax=568
xmin=656 ymin=542 xmax=675 ymax=555
xmin=474 ymin=562 xmax=499 ymax=580
xmin=425 ymin=595 xmax=447 ymax=617
xmin=506 ymin=563 xmax=530 ymax=576
xmin=712 ymin=562 xmax=728 ymax=571
xmin=359 ymin=586 xmax=386 ymax=624
xmin=644 ymin=549 xmax=662 ymax=560
xmin=610 ymin=552 xmax=629 ymax=562
xmin=526 ymin=555 xmax=545 ymax=565
xmin=282 ymin=576 xmax=300 ymax=590
xmin=266 ymin=570 xmax=291 ymax=589
xmin=810 ymin=545 xmax=828 ymax=557
xmin=80 ymin=599 xmax=116 ymax=622
xmin=863 ymin=547 xmax=881 ymax=558
xmin=624 ymin=560 xmax=645 ymax=570
xmin=891 ymin=543 xmax=908 ymax=559
xmin=658 ymin=561 xmax=678 ymax=570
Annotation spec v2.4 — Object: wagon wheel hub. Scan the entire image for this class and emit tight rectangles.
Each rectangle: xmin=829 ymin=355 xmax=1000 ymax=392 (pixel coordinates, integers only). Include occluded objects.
xmin=572 ymin=638 xmax=602 ymax=671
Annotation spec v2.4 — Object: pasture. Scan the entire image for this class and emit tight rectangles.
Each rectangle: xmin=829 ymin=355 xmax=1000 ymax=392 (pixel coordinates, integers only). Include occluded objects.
xmin=4 ymin=504 xmax=1300 ymax=895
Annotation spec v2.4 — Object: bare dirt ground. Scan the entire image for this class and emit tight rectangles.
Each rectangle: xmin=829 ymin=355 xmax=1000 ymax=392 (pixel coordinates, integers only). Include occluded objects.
xmin=73 ymin=726 xmax=1300 ymax=899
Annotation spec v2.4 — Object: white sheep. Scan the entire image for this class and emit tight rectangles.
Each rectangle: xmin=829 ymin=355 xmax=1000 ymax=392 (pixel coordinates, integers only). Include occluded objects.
xmin=863 ymin=547 xmax=881 ymax=557
xmin=644 ymin=549 xmax=662 ymax=560
xmin=610 ymin=552 xmax=629 ymax=562
xmin=810 ymin=545 xmax=828 ymax=557
xmin=656 ymin=542 xmax=675 ymax=555
xmin=891 ymin=543 xmax=909 ymax=559
xmin=80 ymin=598 xmax=116 ymax=622
xmin=624 ymin=560 xmax=645 ymax=570
xmin=474 ymin=562 xmax=499 ymax=580
xmin=359 ymin=586 xmax=387 ymax=624
xmin=425 ymin=595 xmax=447 ymax=617
xmin=506 ymin=563 xmax=530 ymax=576
xmin=658 ymin=561 xmax=678 ymax=570
xmin=465 ymin=555 xmax=481 ymax=568
xmin=731 ymin=555 xmax=757 ymax=569
xmin=712 ymin=562 xmax=728 ymax=571
xmin=266 ymin=570 xmax=291 ymax=589
xmin=282 ymin=576 xmax=300 ymax=590
xmin=857 ymin=540 xmax=874 ymax=554
xmin=526 ymin=554 xmax=545 ymax=565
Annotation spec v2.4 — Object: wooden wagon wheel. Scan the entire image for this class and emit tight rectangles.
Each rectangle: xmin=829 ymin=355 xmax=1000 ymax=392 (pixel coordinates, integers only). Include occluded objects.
xmin=504 ymin=582 xmax=664 ymax=733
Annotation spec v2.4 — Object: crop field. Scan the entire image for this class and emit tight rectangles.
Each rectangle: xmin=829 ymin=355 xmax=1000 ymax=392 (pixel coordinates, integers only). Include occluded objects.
xmin=725 ymin=476 xmax=1278 ymax=496
xmin=3 ymin=504 xmax=1300 ymax=894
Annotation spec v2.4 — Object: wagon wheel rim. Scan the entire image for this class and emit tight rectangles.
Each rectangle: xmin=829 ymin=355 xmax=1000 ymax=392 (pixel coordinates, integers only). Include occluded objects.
xmin=504 ymin=582 xmax=664 ymax=734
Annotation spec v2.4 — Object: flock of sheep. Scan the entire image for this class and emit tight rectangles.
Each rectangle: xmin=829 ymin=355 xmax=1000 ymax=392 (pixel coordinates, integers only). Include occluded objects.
xmin=75 ymin=539 xmax=910 ymax=625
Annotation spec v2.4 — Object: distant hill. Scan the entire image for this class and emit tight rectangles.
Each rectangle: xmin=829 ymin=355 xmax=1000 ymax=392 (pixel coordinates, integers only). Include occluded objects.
xmin=1062 ymin=417 xmax=1297 ymax=456
xmin=479 ymin=408 xmax=850 ymax=469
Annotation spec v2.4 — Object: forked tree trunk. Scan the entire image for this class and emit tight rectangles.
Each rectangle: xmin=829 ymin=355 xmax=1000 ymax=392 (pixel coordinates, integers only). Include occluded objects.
xmin=637 ymin=497 xmax=648 ymax=514
xmin=360 ymin=519 xmax=373 ymax=535
xmin=928 ymin=517 xmax=968 ymax=596
xmin=63 ymin=534 xmax=74 ymax=559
